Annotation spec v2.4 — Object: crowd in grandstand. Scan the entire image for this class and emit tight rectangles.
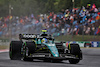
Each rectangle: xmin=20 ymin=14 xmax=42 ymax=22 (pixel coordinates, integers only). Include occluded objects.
xmin=0 ymin=3 xmax=100 ymax=37
xmin=39 ymin=3 xmax=100 ymax=36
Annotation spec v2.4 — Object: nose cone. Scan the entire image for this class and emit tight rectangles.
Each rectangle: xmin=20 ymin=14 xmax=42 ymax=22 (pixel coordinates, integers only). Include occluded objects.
xmin=47 ymin=44 xmax=59 ymax=57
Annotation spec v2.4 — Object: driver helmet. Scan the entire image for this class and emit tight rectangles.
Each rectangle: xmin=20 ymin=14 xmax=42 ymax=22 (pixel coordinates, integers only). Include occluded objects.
xmin=42 ymin=38 xmax=47 ymax=43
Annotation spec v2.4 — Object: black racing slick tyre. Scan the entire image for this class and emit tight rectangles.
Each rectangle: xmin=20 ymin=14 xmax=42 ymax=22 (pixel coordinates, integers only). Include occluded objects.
xmin=23 ymin=42 xmax=36 ymax=61
xmin=26 ymin=42 xmax=36 ymax=54
xmin=9 ymin=41 xmax=22 ymax=60
xmin=69 ymin=44 xmax=80 ymax=55
xmin=68 ymin=44 xmax=82 ymax=64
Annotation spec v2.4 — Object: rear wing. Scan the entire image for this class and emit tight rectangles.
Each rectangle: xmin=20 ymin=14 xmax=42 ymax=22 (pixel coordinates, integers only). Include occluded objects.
xmin=19 ymin=34 xmax=39 ymax=40
xmin=19 ymin=34 xmax=54 ymax=40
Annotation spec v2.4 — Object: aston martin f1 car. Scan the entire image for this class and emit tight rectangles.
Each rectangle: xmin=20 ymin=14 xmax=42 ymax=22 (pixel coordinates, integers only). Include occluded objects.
xmin=9 ymin=30 xmax=82 ymax=64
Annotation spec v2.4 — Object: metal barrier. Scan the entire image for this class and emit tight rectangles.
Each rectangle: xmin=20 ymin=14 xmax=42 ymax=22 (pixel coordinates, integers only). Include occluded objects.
xmin=65 ymin=41 xmax=100 ymax=48
xmin=0 ymin=39 xmax=100 ymax=47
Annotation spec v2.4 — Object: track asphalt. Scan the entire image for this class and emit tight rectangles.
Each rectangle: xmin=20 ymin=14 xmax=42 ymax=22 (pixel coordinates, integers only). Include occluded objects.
xmin=0 ymin=48 xmax=100 ymax=67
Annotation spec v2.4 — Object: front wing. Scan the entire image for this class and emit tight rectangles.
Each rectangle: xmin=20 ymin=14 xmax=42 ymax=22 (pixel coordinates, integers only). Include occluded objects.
xmin=27 ymin=53 xmax=80 ymax=60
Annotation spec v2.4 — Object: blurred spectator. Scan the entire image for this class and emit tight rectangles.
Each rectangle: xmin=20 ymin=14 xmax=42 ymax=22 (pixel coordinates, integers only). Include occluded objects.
xmin=0 ymin=3 xmax=100 ymax=38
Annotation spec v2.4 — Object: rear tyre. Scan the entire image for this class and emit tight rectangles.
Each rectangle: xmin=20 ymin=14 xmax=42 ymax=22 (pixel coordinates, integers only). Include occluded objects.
xmin=68 ymin=44 xmax=82 ymax=64
xmin=23 ymin=47 xmax=33 ymax=61
xmin=23 ymin=42 xmax=36 ymax=61
xmin=26 ymin=42 xmax=36 ymax=54
xmin=9 ymin=41 xmax=22 ymax=60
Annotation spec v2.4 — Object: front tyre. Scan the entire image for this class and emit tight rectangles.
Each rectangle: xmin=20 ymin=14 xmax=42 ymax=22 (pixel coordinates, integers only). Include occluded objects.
xmin=69 ymin=59 xmax=80 ymax=64
xmin=68 ymin=44 xmax=82 ymax=64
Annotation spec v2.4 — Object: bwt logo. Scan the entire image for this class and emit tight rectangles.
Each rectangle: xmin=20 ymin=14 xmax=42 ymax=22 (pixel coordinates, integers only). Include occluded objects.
xmin=23 ymin=35 xmax=36 ymax=38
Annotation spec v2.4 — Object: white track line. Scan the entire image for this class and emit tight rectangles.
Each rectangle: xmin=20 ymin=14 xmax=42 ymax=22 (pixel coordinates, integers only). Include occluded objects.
xmin=0 ymin=49 xmax=9 ymax=53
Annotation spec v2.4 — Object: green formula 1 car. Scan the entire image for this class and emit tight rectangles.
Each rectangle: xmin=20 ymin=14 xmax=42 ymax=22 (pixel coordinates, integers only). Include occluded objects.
xmin=9 ymin=30 xmax=82 ymax=64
